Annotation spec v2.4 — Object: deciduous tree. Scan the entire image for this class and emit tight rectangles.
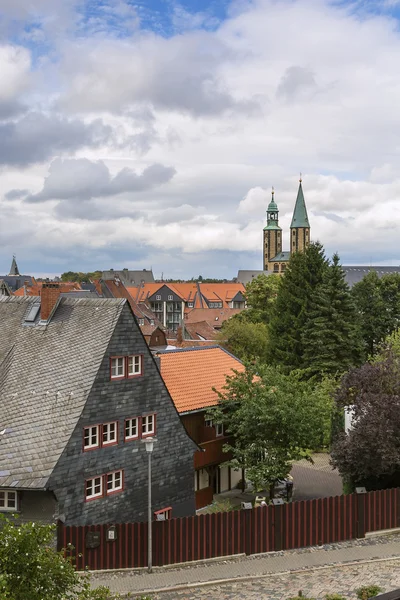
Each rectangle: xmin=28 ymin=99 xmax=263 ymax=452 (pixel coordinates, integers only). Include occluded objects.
xmin=331 ymin=354 xmax=400 ymax=489
xmin=209 ymin=363 xmax=334 ymax=494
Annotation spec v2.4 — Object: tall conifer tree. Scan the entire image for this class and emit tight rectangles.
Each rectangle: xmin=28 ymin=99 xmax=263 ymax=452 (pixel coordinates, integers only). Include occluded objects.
xmin=267 ymin=241 xmax=328 ymax=371
xmin=302 ymin=253 xmax=363 ymax=377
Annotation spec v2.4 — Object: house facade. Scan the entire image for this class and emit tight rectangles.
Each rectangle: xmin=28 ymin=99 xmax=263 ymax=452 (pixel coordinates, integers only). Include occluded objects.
xmin=156 ymin=346 xmax=245 ymax=509
xmin=0 ymin=287 xmax=197 ymax=525
xmin=130 ymin=282 xmax=246 ymax=333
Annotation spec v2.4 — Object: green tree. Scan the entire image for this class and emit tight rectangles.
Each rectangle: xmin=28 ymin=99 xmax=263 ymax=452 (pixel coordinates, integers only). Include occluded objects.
xmin=331 ymin=354 xmax=400 ymax=490
xmin=351 ymin=271 xmax=400 ymax=356
xmin=267 ymin=242 xmax=329 ymax=371
xmin=60 ymin=271 xmax=102 ymax=283
xmin=217 ymin=318 xmax=269 ymax=361
xmin=243 ymin=274 xmax=280 ymax=324
xmin=302 ymin=253 xmax=363 ymax=377
xmin=209 ymin=363 xmax=334 ymax=494
xmin=0 ymin=516 xmax=133 ymax=600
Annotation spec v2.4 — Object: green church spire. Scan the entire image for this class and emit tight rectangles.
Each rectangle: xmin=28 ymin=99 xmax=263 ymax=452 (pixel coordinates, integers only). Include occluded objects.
xmin=264 ymin=188 xmax=282 ymax=231
xmin=290 ymin=177 xmax=310 ymax=228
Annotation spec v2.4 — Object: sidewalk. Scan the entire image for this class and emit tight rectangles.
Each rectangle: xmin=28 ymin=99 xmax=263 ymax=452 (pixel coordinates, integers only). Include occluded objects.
xmin=90 ymin=533 xmax=400 ymax=596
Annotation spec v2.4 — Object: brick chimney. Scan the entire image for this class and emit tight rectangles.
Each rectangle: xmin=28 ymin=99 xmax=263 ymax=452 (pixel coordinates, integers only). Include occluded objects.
xmin=41 ymin=282 xmax=61 ymax=321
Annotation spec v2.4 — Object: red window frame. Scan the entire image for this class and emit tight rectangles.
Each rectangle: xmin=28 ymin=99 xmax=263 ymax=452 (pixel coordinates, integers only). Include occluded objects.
xmin=127 ymin=354 xmax=143 ymax=379
xmin=124 ymin=416 xmax=140 ymax=441
xmin=141 ymin=413 xmax=156 ymax=438
xmin=102 ymin=421 xmax=119 ymax=447
xmin=83 ymin=424 xmax=101 ymax=452
xmin=154 ymin=506 xmax=172 ymax=520
xmin=84 ymin=475 xmax=104 ymax=502
xmin=110 ymin=356 xmax=125 ymax=380
xmin=105 ymin=469 xmax=124 ymax=496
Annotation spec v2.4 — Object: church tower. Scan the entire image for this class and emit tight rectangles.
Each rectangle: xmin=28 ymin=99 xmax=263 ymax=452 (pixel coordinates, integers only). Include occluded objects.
xmin=290 ymin=177 xmax=310 ymax=254
xmin=263 ymin=189 xmax=282 ymax=270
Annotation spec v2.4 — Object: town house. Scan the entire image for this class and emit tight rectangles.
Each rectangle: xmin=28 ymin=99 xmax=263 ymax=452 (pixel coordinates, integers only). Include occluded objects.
xmin=0 ymin=285 xmax=197 ymax=526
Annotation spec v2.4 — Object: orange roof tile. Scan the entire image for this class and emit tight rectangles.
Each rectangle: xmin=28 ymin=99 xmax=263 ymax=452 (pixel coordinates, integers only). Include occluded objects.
xmin=185 ymin=307 xmax=241 ymax=324
xmin=158 ymin=346 xmax=244 ymax=413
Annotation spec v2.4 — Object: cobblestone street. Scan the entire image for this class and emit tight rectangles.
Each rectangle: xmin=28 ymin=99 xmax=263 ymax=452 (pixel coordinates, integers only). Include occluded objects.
xmin=156 ymin=559 xmax=400 ymax=599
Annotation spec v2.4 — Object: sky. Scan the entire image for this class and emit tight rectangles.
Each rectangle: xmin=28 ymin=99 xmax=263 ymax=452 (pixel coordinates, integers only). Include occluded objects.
xmin=1 ymin=0 xmax=400 ymax=279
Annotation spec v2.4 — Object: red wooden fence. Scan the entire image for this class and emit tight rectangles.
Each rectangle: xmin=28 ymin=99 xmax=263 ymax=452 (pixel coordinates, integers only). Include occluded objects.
xmin=57 ymin=488 xmax=400 ymax=571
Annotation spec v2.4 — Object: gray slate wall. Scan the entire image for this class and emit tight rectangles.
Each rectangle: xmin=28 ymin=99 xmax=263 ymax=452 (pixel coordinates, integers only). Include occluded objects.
xmin=49 ymin=303 xmax=196 ymax=525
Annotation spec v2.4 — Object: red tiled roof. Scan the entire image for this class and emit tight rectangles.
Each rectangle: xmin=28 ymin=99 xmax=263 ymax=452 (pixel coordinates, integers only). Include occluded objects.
xmin=158 ymin=346 xmax=244 ymax=413
xmin=184 ymin=321 xmax=219 ymax=340
xmin=185 ymin=307 xmax=241 ymax=324
xmin=13 ymin=281 xmax=81 ymax=297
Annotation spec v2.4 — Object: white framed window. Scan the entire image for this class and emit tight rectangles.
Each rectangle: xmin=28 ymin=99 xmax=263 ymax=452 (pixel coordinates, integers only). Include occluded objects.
xmin=138 ymin=318 xmax=145 ymax=326
xmin=125 ymin=417 xmax=139 ymax=440
xmin=106 ymin=470 xmax=123 ymax=494
xmin=167 ymin=295 xmax=173 ymax=300
xmin=128 ymin=355 xmax=142 ymax=377
xmin=85 ymin=476 xmax=103 ymax=500
xmin=216 ymin=423 xmax=224 ymax=437
xmin=142 ymin=414 xmax=155 ymax=437
xmin=187 ymin=302 xmax=194 ymax=308
xmin=102 ymin=422 xmax=118 ymax=446
xmin=0 ymin=490 xmax=17 ymax=511
xmin=204 ymin=418 xmax=213 ymax=428
xmin=84 ymin=425 xmax=100 ymax=450
xmin=156 ymin=294 xmax=161 ymax=300
xmin=110 ymin=357 xmax=125 ymax=379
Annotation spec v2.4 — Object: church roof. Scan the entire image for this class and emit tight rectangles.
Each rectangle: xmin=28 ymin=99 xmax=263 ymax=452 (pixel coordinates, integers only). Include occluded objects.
xmin=269 ymin=251 xmax=291 ymax=262
xmin=290 ymin=181 xmax=310 ymax=229
xmin=9 ymin=256 xmax=20 ymax=276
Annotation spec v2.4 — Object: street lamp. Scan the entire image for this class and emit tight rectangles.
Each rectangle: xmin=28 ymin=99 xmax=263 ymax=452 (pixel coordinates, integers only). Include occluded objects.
xmin=142 ymin=436 xmax=157 ymax=573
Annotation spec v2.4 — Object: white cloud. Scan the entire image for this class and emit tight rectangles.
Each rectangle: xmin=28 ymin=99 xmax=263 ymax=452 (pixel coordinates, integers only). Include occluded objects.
xmin=2 ymin=0 xmax=400 ymax=276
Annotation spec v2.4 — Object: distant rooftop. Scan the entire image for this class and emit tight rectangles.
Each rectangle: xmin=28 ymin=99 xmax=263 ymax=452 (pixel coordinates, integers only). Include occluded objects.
xmin=342 ymin=266 xmax=400 ymax=287
xmin=101 ymin=269 xmax=154 ymax=286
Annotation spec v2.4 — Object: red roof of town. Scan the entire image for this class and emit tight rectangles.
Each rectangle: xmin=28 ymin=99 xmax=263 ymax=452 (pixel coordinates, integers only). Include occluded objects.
xmin=158 ymin=346 xmax=244 ymax=413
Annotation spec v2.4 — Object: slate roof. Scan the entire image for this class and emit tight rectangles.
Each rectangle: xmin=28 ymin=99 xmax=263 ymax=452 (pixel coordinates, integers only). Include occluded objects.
xmin=343 ymin=266 xmax=400 ymax=287
xmin=0 ymin=275 xmax=35 ymax=293
xmin=236 ymin=270 xmax=271 ymax=285
xmin=157 ymin=346 xmax=244 ymax=413
xmin=0 ymin=296 xmax=126 ymax=489
xmin=101 ymin=269 xmax=154 ymax=286
xmin=269 ymin=251 xmax=291 ymax=262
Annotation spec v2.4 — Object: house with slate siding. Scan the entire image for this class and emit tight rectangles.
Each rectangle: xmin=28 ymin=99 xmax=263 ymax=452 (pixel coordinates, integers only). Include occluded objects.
xmin=0 ymin=285 xmax=197 ymax=525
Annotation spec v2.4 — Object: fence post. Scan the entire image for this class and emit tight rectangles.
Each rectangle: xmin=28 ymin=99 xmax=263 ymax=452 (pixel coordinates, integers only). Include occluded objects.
xmin=56 ymin=519 xmax=64 ymax=552
xmin=241 ymin=503 xmax=252 ymax=555
xmin=356 ymin=487 xmax=367 ymax=538
xmin=272 ymin=499 xmax=284 ymax=551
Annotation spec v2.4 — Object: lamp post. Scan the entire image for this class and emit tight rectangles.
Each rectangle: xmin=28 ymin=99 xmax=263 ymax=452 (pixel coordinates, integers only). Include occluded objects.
xmin=142 ymin=436 xmax=156 ymax=573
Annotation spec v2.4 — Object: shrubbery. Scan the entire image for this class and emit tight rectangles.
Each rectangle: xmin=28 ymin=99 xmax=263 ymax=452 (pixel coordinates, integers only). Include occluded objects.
xmin=0 ymin=515 xmax=150 ymax=600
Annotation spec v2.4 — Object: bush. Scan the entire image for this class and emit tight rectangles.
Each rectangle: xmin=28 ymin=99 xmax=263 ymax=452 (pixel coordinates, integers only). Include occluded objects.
xmin=356 ymin=585 xmax=383 ymax=600
xmin=0 ymin=515 xmax=148 ymax=600
xmin=325 ymin=595 xmax=346 ymax=600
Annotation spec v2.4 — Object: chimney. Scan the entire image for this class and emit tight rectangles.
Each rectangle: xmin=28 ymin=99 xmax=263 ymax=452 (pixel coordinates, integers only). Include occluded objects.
xmin=41 ymin=282 xmax=61 ymax=321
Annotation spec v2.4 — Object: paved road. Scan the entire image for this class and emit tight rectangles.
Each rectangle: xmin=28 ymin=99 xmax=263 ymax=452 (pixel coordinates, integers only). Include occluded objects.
xmin=156 ymin=558 xmax=400 ymax=599
xmin=291 ymin=454 xmax=342 ymax=501
xmin=91 ymin=534 xmax=400 ymax=597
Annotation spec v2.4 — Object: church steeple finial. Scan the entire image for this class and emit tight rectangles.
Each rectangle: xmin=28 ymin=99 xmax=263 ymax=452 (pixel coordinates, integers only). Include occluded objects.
xmin=299 ymin=172 xmax=302 ymax=183
xmin=9 ymin=255 xmax=20 ymax=276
